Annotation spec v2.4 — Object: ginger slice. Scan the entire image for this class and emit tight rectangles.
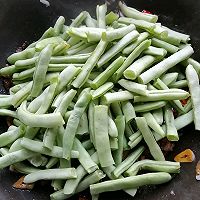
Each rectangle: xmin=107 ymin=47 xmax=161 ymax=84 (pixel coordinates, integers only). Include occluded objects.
xmin=13 ymin=176 xmax=34 ymax=190
xmin=196 ymin=161 xmax=200 ymax=180
xmin=174 ymin=149 xmax=195 ymax=162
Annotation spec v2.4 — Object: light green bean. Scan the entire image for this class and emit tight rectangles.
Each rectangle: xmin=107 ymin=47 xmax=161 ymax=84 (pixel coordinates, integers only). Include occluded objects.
xmin=125 ymin=159 xmax=180 ymax=176
xmin=164 ymin=104 xmax=179 ymax=141
xmin=119 ymin=1 xmax=158 ymax=23
xmin=90 ymin=172 xmax=171 ymax=195
xmin=94 ymin=105 xmax=114 ymax=167
xmin=135 ymin=117 xmax=165 ymax=161
xmin=97 ymin=30 xmax=139 ymax=67
xmin=113 ymin=146 xmax=145 ymax=178
xmin=24 ymin=168 xmax=77 ymax=183
xmin=138 ymin=46 xmax=194 ymax=84
xmin=72 ymin=36 xmax=108 ymax=88
xmin=63 ymin=92 xmax=92 ymax=160
xmin=91 ymin=56 xmax=125 ymax=89
xmin=186 ymin=64 xmax=200 ymax=130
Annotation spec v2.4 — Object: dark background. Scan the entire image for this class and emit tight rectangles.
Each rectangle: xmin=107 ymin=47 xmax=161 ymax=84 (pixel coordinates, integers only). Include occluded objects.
xmin=0 ymin=0 xmax=200 ymax=199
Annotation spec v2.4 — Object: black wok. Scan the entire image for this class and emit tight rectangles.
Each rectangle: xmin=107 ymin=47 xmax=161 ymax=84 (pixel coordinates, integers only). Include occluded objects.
xmin=0 ymin=0 xmax=200 ymax=199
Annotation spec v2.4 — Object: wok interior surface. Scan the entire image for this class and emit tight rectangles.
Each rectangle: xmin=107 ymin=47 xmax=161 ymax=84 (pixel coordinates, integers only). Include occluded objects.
xmin=0 ymin=0 xmax=200 ymax=199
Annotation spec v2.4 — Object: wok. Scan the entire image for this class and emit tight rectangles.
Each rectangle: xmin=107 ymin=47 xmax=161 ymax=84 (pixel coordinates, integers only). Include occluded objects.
xmin=0 ymin=0 xmax=200 ymax=199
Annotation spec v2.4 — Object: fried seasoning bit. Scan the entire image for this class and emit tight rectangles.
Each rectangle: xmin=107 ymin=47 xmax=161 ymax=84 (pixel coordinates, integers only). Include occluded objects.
xmin=2 ymin=78 xmax=12 ymax=90
xmin=78 ymin=194 xmax=88 ymax=200
xmin=16 ymin=41 xmax=28 ymax=52
xmin=6 ymin=117 xmax=13 ymax=127
xmin=159 ymin=138 xmax=175 ymax=152
xmin=172 ymin=108 xmax=178 ymax=118
xmin=196 ymin=161 xmax=200 ymax=180
xmin=140 ymin=155 xmax=146 ymax=160
xmin=174 ymin=149 xmax=195 ymax=162
xmin=13 ymin=176 xmax=34 ymax=190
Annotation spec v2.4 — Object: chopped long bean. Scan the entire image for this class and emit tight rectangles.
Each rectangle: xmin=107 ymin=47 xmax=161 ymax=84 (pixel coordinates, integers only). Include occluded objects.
xmin=17 ymin=101 xmax=64 ymax=128
xmin=92 ymin=82 xmax=114 ymax=99
xmin=90 ymin=172 xmax=171 ymax=195
xmin=63 ymin=92 xmax=92 ymax=160
xmin=134 ymin=101 xmax=167 ymax=112
xmin=151 ymin=38 xmax=179 ymax=54
xmin=73 ymin=138 xmax=98 ymax=173
xmin=123 ymin=55 xmax=156 ymax=80
xmin=142 ymin=112 xmax=165 ymax=138
xmin=186 ymin=64 xmax=200 ymax=130
xmin=56 ymin=65 xmax=81 ymax=94
xmin=119 ymin=1 xmax=158 ymax=23
xmin=94 ymin=105 xmax=114 ymax=167
xmin=102 ymin=91 xmax=134 ymax=104
xmin=31 ymin=44 xmax=53 ymax=97
xmin=96 ymin=4 xmax=107 ymax=28
xmin=113 ymin=39 xmax=151 ymax=82
xmin=113 ymin=146 xmax=145 ymax=178
xmin=160 ymin=72 xmax=178 ymax=86
xmin=138 ymin=46 xmax=194 ymax=84
xmin=135 ymin=117 xmax=165 ymax=161
xmin=118 ymin=79 xmax=147 ymax=96
xmin=91 ymin=56 xmax=125 ymax=89
xmin=97 ymin=30 xmax=139 ymax=67
xmin=24 ymin=168 xmax=77 ymax=183
xmin=152 ymin=108 xmax=163 ymax=125
xmin=72 ymin=36 xmax=108 ymax=88
xmin=21 ymin=138 xmax=79 ymax=159
xmin=113 ymin=115 xmax=125 ymax=165
xmin=125 ymin=159 xmax=180 ymax=176
xmin=121 ymin=101 xmax=136 ymax=123
xmin=123 ymin=32 xmax=149 ymax=55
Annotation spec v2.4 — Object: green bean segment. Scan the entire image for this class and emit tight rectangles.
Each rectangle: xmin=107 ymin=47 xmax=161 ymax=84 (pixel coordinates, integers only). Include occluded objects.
xmin=31 ymin=44 xmax=53 ymax=97
xmin=63 ymin=92 xmax=92 ymax=160
xmin=118 ymin=79 xmax=147 ymax=96
xmin=91 ymin=56 xmax=125 ymax=89
xmin=119 ymin=1 xmax=158 ymax=23
xmin=126 ymin=160 xmax=180 ymax=176
xmin=21 ymin=138 xmax=79 ymax=159
xmin=138 ymin=46 xmax=194 ymax=84
xmin=90 ymin=172 xmax=171 ymax=195
xmin=97 ymin=30 xmax=139 ymax=67
xmin=24 ymin=168 xmax=77 ymax=183
xmin=135 ymin=117 xmax=165 ymax=161
xmin=94 ymin=105 xmax=114 ymax=167
xmin=103 ymin=91 xmax=134 ymax=104
xmin=72 ymin=37 xmax=108 ymax=88
xmin=113 ymin=146 xmax=145 ymax=178
xmin=113 ymin=39 xmax=151 ymax=81
xmin=17 ymin=101 xmax=64 ymax=128
xmin=186 ymin=64 xmax=200 ymax=130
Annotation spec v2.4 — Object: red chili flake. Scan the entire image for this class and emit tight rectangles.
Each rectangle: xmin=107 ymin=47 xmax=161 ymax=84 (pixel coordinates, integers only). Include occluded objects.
xmin=142 ymin=10 xmax=152 ymax=14
xmin=180 ymin=97 xmax=190 ymax=106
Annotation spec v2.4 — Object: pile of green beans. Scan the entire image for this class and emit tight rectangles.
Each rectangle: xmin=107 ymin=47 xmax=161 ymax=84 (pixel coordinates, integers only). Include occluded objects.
xmin=1 ymin=1 xmax=200 ymax=199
